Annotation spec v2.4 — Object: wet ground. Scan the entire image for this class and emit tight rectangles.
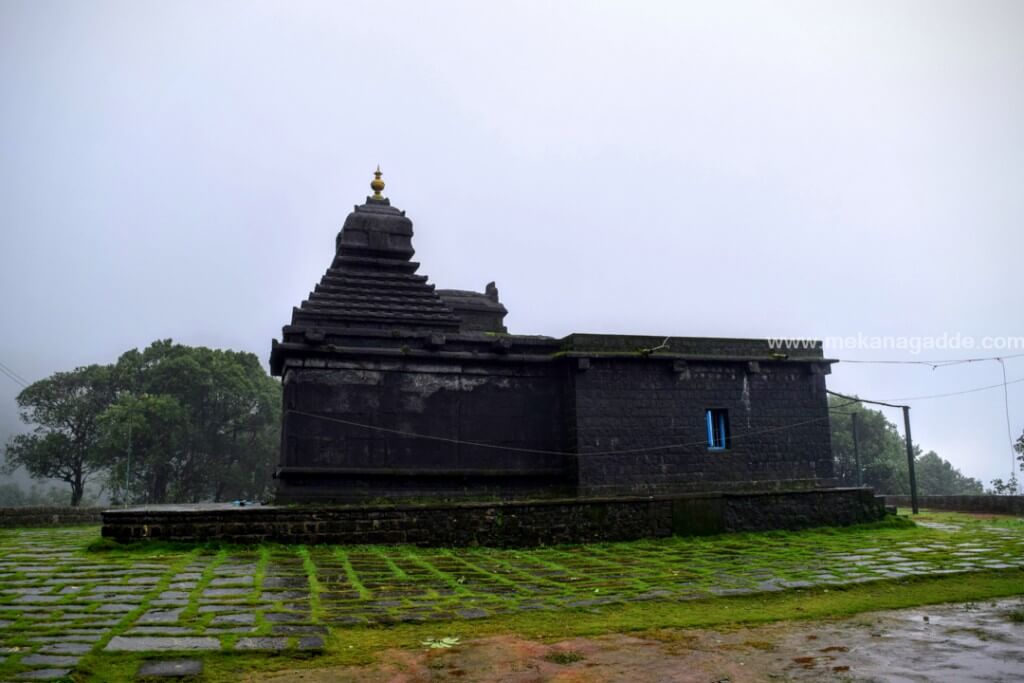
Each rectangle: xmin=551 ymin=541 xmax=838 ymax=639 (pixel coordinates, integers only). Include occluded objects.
xmin=1 ymin=516 xmax=1022 ymax=679
xmin=247 ymin=598 xmax=1024 ymax=682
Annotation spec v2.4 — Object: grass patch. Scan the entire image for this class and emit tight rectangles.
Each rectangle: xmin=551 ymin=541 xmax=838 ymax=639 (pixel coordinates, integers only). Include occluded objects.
xmin=297 ymin=546 xmax=323 ymax=624
xmin=335 ymin=548 xmax=371 ymax=601
xmin=320 ymin=568 xmax=1024 ymax=658
xmin=85 ymin=536 xmax=121 ymax=552
xmin=4 ymin=512 xmax=1024 ymax=682
xmin=74 ymin=567 xmax=1019 ymax=682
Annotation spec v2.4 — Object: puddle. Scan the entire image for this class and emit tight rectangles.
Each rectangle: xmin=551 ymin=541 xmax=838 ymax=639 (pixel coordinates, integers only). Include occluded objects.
xmin=245 ymin=598 xmax=1024 ymax=682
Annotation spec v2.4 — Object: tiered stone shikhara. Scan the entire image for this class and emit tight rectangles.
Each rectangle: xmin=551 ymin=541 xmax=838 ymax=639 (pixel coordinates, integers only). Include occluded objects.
xmin=270 ymin=170 xmax=839 ymax=504
xmin=286 ymin=169 xmax=462 ymax=335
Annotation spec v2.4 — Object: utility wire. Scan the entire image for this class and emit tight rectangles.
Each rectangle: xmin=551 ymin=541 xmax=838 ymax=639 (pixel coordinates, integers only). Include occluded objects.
xmin=0 ymin=364 xmax=27 ymax=386
xmin=0 ymin=362 xmax=28 ymax=389
xmin=996 ymin=358 xmax=1018 ymax=485
xmin=287 ymin=405 xmax=854 ymax=457
xmin=0 ymin=361 xmax=29 ymax=385
xmin=827 ymin=390 xmax=905 ymax=409
xmin=877 ymin=376 xmax=1024 ymax=403
xmin=835 ymin=351 xmax=1024 ymax=368
xmin=0 ymin=367 xmax=25 ymax=388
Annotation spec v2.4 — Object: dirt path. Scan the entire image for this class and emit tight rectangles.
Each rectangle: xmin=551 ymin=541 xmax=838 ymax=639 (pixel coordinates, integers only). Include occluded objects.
xmin=246 ymin=598 xmax=1024 ymax=682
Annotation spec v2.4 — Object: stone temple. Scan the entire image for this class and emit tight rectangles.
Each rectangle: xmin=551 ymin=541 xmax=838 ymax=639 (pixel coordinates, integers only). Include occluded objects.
xmin=269 ymin=171 xmax=840 ymax=504
xmin=102 ymin=170 xmax=885 ymax=545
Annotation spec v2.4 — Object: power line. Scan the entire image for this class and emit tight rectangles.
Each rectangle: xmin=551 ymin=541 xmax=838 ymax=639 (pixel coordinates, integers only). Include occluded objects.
xmin=287 ymin=407 xmax=848 ymax=457
xmin=0 ymin=367 xmax=24 ymax=388
xmin=996 ymin=358 xmax=1018 ymax=483
xmin=0 ymin=361 xmax=29 ymax=386
xmin=0 ymin=363 xmax=28 ymax=389
xmin=827 ymin=390 xmax=906 ymax=409
xmin=0 ymin=360 xmax=29 ymax=385
xmin=837 ymin=351 xmax=1024 ymax=368
xmin=878 ymin=376 xmax=1024 ymax=402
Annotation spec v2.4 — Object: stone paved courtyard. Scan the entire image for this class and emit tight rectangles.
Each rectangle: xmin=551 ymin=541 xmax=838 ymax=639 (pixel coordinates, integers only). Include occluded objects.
xmin=0 ymin=516 xmax=1022 ymax=680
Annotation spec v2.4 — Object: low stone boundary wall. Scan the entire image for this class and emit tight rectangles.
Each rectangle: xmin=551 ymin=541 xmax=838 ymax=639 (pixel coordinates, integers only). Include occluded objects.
xmin=0 ymin=507 xmax=104 ymax=528
xmin=102 ymin=488 xmax=886 ymax=547
xmin=885 ymin=495 xmax=1024 ymax=516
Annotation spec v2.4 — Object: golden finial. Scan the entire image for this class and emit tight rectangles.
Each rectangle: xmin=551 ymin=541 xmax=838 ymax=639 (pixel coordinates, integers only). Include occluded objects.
xmin=370 ymin=165 xmax=385 ymax=199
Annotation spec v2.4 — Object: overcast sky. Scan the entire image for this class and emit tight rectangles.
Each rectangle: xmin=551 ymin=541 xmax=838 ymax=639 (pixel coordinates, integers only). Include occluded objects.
xmin=1 ymin=1 xmax=1022 ymax=487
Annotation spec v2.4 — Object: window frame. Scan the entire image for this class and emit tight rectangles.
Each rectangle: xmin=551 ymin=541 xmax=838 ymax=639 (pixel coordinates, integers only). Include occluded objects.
xmin=705 ymin=408 xmax=730 ymax=451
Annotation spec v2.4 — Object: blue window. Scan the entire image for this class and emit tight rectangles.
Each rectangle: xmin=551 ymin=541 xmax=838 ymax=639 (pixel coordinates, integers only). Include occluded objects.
xmin=706 ymin=409 xmax=729 ymax=450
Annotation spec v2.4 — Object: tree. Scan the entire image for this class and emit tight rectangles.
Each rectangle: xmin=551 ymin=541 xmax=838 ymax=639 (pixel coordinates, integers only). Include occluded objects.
xmin=829 ymin=397 xmax=909 ymax=494
xmin=99 ymin=393 xmax=187 ymax=504
xmin=991 ymin=429 xmax=1024 ymax=496
xmin=988 ymin=474 xmax=1019 ymax=495
xmin=829 ymin=396 xmax=983 ymax=495
xmin=2 ymin=365 xmax=118 ymax=505
xmin=107 ymin=340 xmax=280 ymax=503
xmin=4 ymin=341 xmax=281 ymax=506
xmin=915 ymin=450 xmax=984 ymax=495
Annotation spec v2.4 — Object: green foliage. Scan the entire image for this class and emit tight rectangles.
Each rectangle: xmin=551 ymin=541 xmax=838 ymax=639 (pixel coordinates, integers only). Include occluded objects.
xmin=4 ymin=340 xmax=281 ymax=506
xmin=987 ymin=474 xmax=1019 ymax=496
xmin=9 ymin=513 xmax=1024 ymax=683
xmin=829 ymin=397 xmax=910 ymax=493
xmin=829 ymin=397 xmax=983 ymax=495
xmin=916 ymin=451 xmax=984 ymax=495
xmin=84 ymin=537 xmax=121 ymax=552
xmin=100 ymin=393 xmax=187 ymax=504
xmin=2 ymin=364 xmax=119 ymax=505
xmin=104 ymin=340 xmax=281 ymax=503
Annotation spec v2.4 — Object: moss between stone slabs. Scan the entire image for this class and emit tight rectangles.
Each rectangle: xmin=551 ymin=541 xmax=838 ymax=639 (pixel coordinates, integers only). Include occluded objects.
xmin=75 ymin=569 xmax=1024 ymax=683
xmin=0 ymin=511 xmax=1021 ymax=682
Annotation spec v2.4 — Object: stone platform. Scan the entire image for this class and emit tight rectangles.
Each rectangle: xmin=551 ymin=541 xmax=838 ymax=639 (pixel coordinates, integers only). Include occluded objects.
xmin=101 ymin=487 xmax=887 ymax=547
xmin=5 ymin=514 xmax=1024 ymax=680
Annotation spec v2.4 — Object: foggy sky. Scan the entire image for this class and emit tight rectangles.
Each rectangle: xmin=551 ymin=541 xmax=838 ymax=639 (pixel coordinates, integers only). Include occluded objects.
xmin=1 ymin=1 xmax=1022 ymax=487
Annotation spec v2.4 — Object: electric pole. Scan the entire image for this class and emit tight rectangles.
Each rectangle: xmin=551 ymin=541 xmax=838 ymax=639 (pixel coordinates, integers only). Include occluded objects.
xmin=903 ymin=406 xmax=918 ymax=514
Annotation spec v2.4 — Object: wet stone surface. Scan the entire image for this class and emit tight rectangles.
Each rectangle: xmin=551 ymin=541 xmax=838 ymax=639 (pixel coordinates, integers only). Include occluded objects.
xmin=243 ymin=598 xmax=1024 ymax=683
xmin=235 ymin=637 xmax=290 ymax=651
xmin=105 ymin=636 xmax=221 ymax=652
xmin=13 ymin=668 xmax=75 ymax=680
xmin=136 ymin=658 xmax=203 ymax=678
xmin=0 ymin=519 xmax=1023 ymax=678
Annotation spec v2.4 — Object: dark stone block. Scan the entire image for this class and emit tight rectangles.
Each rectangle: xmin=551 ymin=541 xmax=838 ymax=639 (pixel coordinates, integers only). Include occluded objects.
xmin=102 ymin=489 xmax=885 ymax=547
xmin=297 ymin=636 xmax=325 ymax=650
xmin=137 ymin=659 xmax=203 ymax=679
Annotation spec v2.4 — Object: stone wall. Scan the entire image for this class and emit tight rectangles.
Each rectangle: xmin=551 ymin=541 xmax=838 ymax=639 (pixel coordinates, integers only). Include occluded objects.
xmin=103 ymin=488 xmax=886 ymax=547
xmin=0 ymin=507 xmax=103 ymax=528
xmin=274 ymin=331 xmax=837 ymax=503
xmin=885 ymin=495 xmax=1024 ymax=516
xmin=277 ymin=357 xmax=570 ymax=502
xmin=571 ymin=357 xmax=835 ymax=495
